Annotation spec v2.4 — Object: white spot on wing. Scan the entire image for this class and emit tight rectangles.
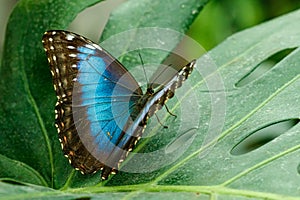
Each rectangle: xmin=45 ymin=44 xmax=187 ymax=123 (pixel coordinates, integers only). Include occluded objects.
xmin=67 ymin=45 xmax=75 ymax=49
xmin=93 ymin=43 xmax=102 ymax=50
xmin=85 ymin=44 xmax=96 ymax=50
xmin=69 ymin=54 xmax=76 ymax=58
xmin=66 ymin=34 xmax=75 ymax=41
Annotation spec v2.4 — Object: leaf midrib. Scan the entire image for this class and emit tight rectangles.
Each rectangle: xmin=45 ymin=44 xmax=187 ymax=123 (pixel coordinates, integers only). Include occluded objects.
xmin=65 ymin=184 xmax=300 ymax=200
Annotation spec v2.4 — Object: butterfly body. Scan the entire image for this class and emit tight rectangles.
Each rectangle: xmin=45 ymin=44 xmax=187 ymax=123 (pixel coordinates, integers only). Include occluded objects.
xmin=42 ymin=30 xmax=195 ymax=179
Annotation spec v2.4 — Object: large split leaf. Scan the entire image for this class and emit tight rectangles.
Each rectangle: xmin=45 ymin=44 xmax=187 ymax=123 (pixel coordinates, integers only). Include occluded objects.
xmin=102 ymin=9 xmax=300 ymax=199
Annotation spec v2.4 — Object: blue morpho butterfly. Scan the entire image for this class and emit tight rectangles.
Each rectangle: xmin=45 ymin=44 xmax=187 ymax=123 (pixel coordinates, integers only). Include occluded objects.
xmin=42 ymin=30 xmax=195 ymax=180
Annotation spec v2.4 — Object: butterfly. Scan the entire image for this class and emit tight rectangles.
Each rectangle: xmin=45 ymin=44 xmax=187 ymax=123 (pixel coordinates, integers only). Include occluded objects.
xmin=42 ymin=30 xmax=195 ymax=180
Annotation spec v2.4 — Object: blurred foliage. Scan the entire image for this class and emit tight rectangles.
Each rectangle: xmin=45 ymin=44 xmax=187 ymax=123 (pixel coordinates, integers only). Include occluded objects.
xmin=2 ymin=0 xmax=300 ymax=56
xmin=187 ymin=0 xmax=300 ymax=50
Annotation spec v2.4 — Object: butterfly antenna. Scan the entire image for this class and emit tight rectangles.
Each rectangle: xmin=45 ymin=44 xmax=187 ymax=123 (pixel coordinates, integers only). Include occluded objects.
xmin=138 ymin=52 xmax=150 ymax=87
xmin=148 ymin=63 xmax=173 ymax=89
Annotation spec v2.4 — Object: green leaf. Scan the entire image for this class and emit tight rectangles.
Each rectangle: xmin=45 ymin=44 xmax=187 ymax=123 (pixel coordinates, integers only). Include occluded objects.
xmin=0 ymin=154 xmax=47 ymax=186
xmin=0 ymin=182 xmax=89 ymax=199
xmin=104 ymin=9 xmax=300 ymax=199
xmin=84 ymin=7 xmax=300 ymax=199
xmin=0 ymin=0 xmax=106 ymax=190
xmin=0 ymin=0 xmax=206 ymax=195
xmin=2 ymin=0 xmax=300 ymax=199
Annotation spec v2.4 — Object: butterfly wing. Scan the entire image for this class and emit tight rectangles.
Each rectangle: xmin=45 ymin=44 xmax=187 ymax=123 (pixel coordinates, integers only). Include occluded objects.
xmin=42 ymin=30 xmax=143 ymax=179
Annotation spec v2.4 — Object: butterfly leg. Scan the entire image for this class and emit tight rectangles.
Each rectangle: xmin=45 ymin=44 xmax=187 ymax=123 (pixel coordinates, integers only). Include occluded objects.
xmin=155 ymin=113 xmax=168 ymax=129
xmin=165 ymin=104 xmax=177 ymax=118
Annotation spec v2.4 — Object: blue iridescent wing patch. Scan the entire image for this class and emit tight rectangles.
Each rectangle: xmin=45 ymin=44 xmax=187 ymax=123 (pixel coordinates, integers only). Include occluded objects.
xmin=42 ymin=30 xmax=195 ymax=180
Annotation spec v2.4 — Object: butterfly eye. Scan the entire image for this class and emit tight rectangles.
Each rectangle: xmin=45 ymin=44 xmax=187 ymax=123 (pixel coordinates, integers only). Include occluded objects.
xmin=147 ymin=88 xmax=155 ymax=94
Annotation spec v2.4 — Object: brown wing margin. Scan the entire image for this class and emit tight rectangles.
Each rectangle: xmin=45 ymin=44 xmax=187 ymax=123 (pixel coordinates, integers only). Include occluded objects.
xmin=42 ymin=31 xmax=105 ymax=176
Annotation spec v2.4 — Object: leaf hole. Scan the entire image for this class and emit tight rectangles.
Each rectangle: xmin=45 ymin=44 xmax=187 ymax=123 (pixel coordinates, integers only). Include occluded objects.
xmin=231 ymin=119 xmax=299 ymax=155
xmin=74 ymin=197 xmax=91 ymax=200
xmin=235 ymin=48 xmax=296 ymax=87
xmin=297 ymin=163 xmax=300 ymax=175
